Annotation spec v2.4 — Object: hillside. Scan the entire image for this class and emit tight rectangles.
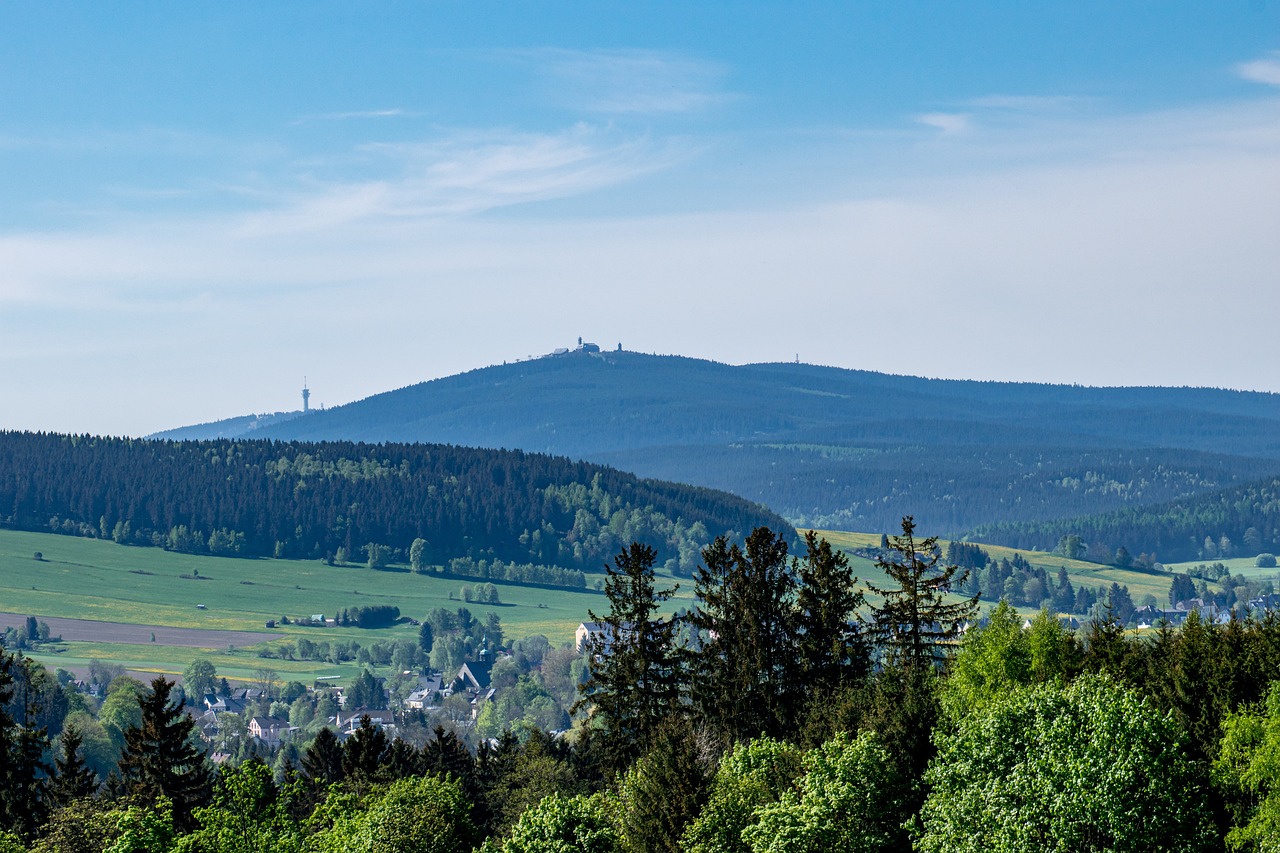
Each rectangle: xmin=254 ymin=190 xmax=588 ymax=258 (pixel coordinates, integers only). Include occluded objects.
xmin=153 ymin=349 xmax=1280 ymax=534
xmin=971 ymin=474 xmax=1280 ymax=564
xmin=0 ymin=431 xmax=790 ymax=578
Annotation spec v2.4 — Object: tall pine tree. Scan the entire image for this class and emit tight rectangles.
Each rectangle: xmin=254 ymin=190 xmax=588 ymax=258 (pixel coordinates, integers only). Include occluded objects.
xmin=867 ymin=517 xmax=977 ymax=672
xmin=794 ymin=529 xmax=869 ymax=697
xmin=575 ymin=542 xmax=682 ymax=775
xmin=689 ymin=527 xmax=797 ymax=748
xmin=117 ymin=677 xmax=212 ymax=832
xmin=50 ymin=723 xmax=98 ymax=806
xmin=0 ymin=651 xmax=51 ymax=840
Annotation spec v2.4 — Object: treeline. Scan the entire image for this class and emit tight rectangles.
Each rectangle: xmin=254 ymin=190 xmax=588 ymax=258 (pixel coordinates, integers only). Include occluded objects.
xmin=0 ymin=431 xmax=791 ymax=574
xmin=973 ymin=473 xmax=1280 ymax=563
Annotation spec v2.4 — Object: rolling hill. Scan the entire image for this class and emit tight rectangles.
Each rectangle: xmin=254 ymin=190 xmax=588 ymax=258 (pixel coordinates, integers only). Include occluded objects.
xmin=0 ymin=431 xmax=791 ymax=578
xmin=152 ymin=348 xmax=1280 ymax=534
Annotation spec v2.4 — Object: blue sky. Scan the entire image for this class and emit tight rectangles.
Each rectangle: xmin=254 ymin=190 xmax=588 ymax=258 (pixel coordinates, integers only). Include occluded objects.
xmin=2 ymin=3 xmax=1279 ymax=435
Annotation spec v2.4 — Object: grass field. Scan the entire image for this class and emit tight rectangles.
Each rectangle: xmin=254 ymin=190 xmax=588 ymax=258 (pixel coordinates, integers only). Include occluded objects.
xmin=8 ymin=526 xmax=1266 ymax=683
xmin=1 ymin=528 xmax=656 ymax=682
xmin=811 ymin=528 xmax=1202 ymax=613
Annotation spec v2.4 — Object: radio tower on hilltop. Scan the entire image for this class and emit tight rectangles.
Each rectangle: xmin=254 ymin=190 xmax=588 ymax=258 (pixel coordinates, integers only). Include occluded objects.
xmin=302 ymin=378 xmax=311 ymax=414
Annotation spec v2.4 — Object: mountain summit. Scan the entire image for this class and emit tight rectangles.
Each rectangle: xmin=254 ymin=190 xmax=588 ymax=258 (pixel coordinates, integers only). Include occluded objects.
xmin=153 ymin=349 xmax=1280 ymax=534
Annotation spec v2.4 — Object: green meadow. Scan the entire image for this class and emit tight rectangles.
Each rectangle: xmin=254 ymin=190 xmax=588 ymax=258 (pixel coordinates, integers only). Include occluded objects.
xmin=812 ymin=528 xmax=1196 ymax=613
xmin=9 ymin=525 xmax=1266 ymax=684
xmin=0 ymin=528 xmax=648 ymax=682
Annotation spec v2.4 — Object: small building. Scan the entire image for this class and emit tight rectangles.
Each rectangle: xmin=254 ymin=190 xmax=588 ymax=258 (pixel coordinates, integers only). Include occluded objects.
xmin=454 ymin=656 xmax=496 ymax=693
xmin=336 ymin=709 xmax=395 ymax=735
xmin=576 ymin=620 xmax=637 ymax=654
xmin=248 ymin=716 xmax=292 ymax=748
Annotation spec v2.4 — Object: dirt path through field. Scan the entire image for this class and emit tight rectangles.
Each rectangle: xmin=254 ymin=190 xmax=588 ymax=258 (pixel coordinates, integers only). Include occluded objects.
xmin=0 ymin=612 xmax=282 ymax=648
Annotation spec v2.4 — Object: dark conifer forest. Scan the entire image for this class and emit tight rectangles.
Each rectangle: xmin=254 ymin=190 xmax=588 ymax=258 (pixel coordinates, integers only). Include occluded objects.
xmin=0 ymin=431 xmax=791 ymax=576
xmin=973 ymin=474 xmax=1280 ymax=563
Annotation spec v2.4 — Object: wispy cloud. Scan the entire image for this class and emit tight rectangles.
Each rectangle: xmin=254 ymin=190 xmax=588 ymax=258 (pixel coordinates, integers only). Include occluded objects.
xmin=291 ymin=108 xmax=416 ymax=125
xmin=1237 ymin=52 xmax=1280 ymax=87
xmin=236 ymin=124 xmax=694 ymax=234
xmin=916 ymin=112 xmax=972 ymax=135
xmin=504 ymin=48 xmax=733 ymax=115
xmin=964 ymin=94 xmax=1088 ymax=111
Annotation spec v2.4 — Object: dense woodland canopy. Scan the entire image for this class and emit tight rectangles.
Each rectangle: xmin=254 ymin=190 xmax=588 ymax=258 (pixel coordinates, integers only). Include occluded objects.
xmin=0 ymin=431 xmax=791 ymax=577
xmin=8 ymin=523 xmax=1280 ymax=850
xmin=974 ymin=474 xmax=1280 ymax=564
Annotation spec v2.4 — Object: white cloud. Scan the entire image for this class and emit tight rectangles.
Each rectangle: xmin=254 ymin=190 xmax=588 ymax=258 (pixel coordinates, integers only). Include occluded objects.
xmin=232 ymin=124 xmax=693 ymax=235
xmin=916 ymin=112 xmax=972 ymax=135
xmin=505 ymin=48 xmax=733 ymax=115
xmin=1238 ymin=53 xmax=1280 ymax=87
xmin=291 ymin=109 xmax=414 ymax=125
xmin=964 ymin=94 xmax=1087 ymax=111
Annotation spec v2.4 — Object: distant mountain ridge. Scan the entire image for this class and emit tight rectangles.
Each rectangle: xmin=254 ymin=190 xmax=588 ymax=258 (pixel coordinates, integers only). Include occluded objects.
xmin=154 ymin=349 xmax=1280 ymax=534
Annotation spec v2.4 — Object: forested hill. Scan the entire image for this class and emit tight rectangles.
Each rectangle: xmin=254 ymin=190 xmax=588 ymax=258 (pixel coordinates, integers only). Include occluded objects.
xmin=154 ymin=349 xmax=1280 ymax=534
xmin=971 ymin=474 xmax=1280 ymax=564
xmin=0 ymin=432 xmax=791 ymax=576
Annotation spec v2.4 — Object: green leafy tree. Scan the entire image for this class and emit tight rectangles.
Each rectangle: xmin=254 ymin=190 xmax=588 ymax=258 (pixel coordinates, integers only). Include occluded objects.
xmin=867 ymin=516 xmax=977 ymax=672
xmin=30 ymin=798 xmax=122 ymax=853
xmin=103 ymin=797 xmax=177 ymax=853
xmin=1056 ymin=534 xmax=1086 ymax=560
xmin=175 ymin=758 xmax=302 ymax=853
xmin=117 ymin=678 xmax=212 ymax=832
xmin=1025 ymin=605 xmax=1079 ymax=683
xmin=182 ymin=659 xmax=218 ymax=703
xmin=743 ymin=731 xmax=911 ymax=853
xmin=365 ymin=542 xmax=390 ymax=570
xmin=488 ymin=792 xmax=622 ymax=853
xmin=98 ymin=677 xmax=145 ymax=754
xmin=917 ymin=674 xmax=1216 ymax=853
xmin=1216 ymin=680 xmax=1280 ymax=852
xmin=942 ymin=600 xmax=1030 ymax=719
xmin=575 ymin=543 xmax=682 ymax=774
xmin=682 ymin=737 xmax=804 ymax=853
xmin=317 ymin=775 xmax=478 ymax=853
xmin=410 ymin=538 xmax=428 ymax=573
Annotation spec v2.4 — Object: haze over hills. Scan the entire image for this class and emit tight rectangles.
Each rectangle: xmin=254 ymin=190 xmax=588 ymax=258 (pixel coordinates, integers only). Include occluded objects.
xmin=153 ymin=347 xmax=1280 ymax=535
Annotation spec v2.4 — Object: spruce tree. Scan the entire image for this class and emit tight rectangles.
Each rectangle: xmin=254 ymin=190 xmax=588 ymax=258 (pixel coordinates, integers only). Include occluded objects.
xmin=0 ymin=651 xmax=51 ymax=840
xmin=617 ymin=718 xmax=711 ymax=853
xmin=301 ymin=726 xmax=345 ymax=786
xmin=575 ymin=542 xmax=682 ymax=775
xmin=867 ymin=516 xmax=977 ymax=672
xmin=50 ymin=723 xmax=98 ymax=806
xmin=688 ymin=527 xmax=797 ymax=748
xmin=341 ymin=715 xmax=388 ymax=794
xmin=117 ymin=677 xmax=212 ymax=832
xmin=794 ymin=529 xmax=869 ymax=697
